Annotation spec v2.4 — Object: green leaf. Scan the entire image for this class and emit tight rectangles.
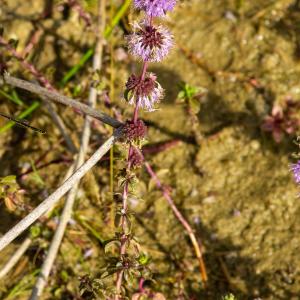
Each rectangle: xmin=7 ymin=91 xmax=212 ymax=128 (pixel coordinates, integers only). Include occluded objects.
xmin=72 ymin=84 xmax=82 ymax=97
xmin=177 ymin=91 xmax=185 ymax=100
xmin=75 ymin=215 xmax=104 ymax=244
xmin=0 ymin=89 xmax=24 ymax=106
xmin=124 ymin=89 xmax=133 ymax=102
xmin=60 ymin=270 xmax=69 ymax=282
xmin=124 ymin=269 xmax=136 ymax=284
xmin=11 ymin=90 xmax=24 ymax=106
xmin=114 ymin=212 xmax=122 ymax=227
xmin=30 ymin=225 xmax=41 ymax=238
xmin=222 ymin=294 xmax=237 ymax=300
xmin=29 ymin=159 xmax=45 ymax=186
xmin=0 ymin=175 xmax=16 ymax=184
xmin=138 ymin=253 xmax=151 ymax=265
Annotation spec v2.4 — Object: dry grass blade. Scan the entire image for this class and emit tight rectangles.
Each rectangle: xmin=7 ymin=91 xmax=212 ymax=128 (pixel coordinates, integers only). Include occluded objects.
xmin=0 ymin=237 xmax=32 ymax=279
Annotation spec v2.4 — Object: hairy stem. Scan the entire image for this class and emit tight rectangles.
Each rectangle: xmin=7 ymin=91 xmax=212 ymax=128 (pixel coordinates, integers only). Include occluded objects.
xmin=115 ymin=58 xmax=149 ymax=299
xmin=115 ymin=145 xmax=132 ymax=300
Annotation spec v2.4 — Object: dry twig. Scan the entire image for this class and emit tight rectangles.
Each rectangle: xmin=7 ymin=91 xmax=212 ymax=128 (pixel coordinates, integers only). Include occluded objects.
xmin=29 ymin=1 xmax=106 ymax=298
xmin=0 ymin=128 xmax=122 ymax=252
xmin=0 ymin=237 xmax=32 ymax=279
xmin=0 ymin=73 xmax=122 ymax=128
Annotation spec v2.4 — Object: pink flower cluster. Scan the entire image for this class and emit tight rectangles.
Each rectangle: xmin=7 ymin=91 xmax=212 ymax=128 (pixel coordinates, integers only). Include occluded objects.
xmin=124 ymin=0 xmax=176 ymax=111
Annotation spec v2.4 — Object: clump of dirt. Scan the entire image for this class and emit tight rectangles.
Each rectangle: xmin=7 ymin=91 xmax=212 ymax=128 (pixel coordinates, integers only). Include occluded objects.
xmin=142 ymin=0 xmax=300 ymax=298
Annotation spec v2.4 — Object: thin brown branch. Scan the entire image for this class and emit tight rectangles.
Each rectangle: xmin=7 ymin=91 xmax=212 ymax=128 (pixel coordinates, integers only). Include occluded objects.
xmin=0 ymin=73 xmax=122 ymax=128
xmin=139 ymin=150 xmax=208 ymax=287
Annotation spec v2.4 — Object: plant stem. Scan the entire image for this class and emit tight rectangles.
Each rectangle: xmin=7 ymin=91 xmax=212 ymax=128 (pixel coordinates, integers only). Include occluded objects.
xmin=143 ymin=159 xmax=208 ymax=287
xmin=115 ymin=145 xmax=132 ymax=300
xmin=115 ymin=57 xmax=150 ymax=299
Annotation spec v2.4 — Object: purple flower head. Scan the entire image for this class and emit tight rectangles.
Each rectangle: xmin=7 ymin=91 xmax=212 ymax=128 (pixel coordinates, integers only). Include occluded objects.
xmin=134 ymin=0 xmax=176 ymax=17
xmin=127 ymin=22 xmax=173 ymax=62
xmin=291 ymin=160 xmax=300 ymax=184
xmin=125 ymin=72 xmax=164 ymax=111
xmin=123 ymin=119 xmax=148 ymax=141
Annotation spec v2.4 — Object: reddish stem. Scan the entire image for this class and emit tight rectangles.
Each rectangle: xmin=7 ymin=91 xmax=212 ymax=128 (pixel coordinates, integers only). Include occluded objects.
xmin=22 ymin=28 xmax=43 ymax=59
xmin=133 ymin=103 xmax=140 ymax=124
xmin=137 ymin=148 xmax=208 ymax=287
xmin=140 ymin=61 xmax=148 ymax=81
xmin=0 ymin=36 xmax=54 ymax=90
xmin=138 ymin=277 xmax=146 ymax=293
xmin=116 ymin=14 xmax=152 ymax=299
xmin=133 ymin=61 xmax=149 ymax=124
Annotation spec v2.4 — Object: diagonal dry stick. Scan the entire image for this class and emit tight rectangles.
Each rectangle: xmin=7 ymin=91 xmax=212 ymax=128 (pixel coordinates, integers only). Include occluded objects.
xmin=0 ymin=237 xmax=32 ymax=279
xmin=0 ymin=161 xmax=77 ymax=278
xmin=0 ymin=73 xmax=122 ymax=128
xmin=0 ymin=128 xmax=122 ymax=252
xmin=29 ymin=1 xmax=106 ymax=298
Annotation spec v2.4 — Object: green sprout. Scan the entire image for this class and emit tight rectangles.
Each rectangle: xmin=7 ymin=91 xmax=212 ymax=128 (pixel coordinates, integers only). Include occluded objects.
xmin=222 ymin=294 xmax=237 ymax=300
xmin=177 ymin=82 xmax=206 ymax=115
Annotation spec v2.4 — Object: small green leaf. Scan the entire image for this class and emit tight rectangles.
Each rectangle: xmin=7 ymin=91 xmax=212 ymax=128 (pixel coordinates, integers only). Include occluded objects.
xmin=138 ymin=253 xmax=151 ymax=265
xmin=60 ymin=270 xmax=69 ymax=282
xmin=29 ymin=159 xmax=45 ymax=186
xmin=124 ymin=89 xmax=133 ymax=102
xmin=1 ymin=175 xmax=16 ymax=184
xmin=222 ymin=294 xmax=236 ymax=300
xmin=124 ymin=269 xmax=135 ymax=284
xmin=114 ymin=212 xmax=122 ymax=227
xmin=177 ymin=91 xmax=185 ymax=99
xmin=30 ymin=225 xmax=41 ymax=238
